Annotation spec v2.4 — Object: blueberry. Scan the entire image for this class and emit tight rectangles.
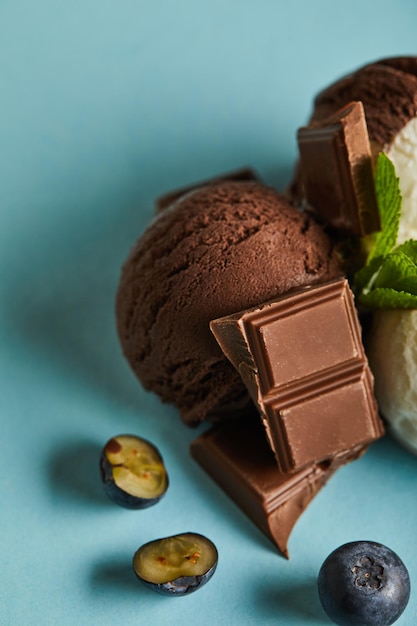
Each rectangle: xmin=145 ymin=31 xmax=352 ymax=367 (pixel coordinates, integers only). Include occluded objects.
xmin=318 ymin=541 xmax=410 ymax=625
xmin=100 ymin=434 xmax=169 ymax=509
xmin=132 ymin=532 xmax=218 ymax=596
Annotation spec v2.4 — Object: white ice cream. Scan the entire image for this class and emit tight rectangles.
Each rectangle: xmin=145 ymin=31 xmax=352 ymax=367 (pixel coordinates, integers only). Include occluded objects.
xmin=387 ymin=116 xmax=417 ymax=244
xmin=367 ymin=309 xmax=417 ymax=454
xmin=366 ymin=117 xmax=417 ymax=455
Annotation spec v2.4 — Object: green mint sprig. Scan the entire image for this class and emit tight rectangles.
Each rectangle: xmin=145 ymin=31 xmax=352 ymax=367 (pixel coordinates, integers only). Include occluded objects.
xmin=354 ymin=153 xmax=417 ymax=309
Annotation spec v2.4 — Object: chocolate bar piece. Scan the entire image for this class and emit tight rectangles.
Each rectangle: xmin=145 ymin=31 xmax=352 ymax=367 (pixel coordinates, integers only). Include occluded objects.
xmin=211 ymin=279 xmax=384 ymax=473
xmin=155 ymin=167 xmax=259 ymax=211
xmin=297 ymin=101 xmax=380 ymax=236
xmin=191 ymin=417 xmax=363 ymax=558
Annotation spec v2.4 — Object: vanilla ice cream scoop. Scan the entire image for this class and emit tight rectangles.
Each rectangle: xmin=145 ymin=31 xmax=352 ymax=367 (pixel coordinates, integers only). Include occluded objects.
xmin=387 ymin=117 xmax=417 ymax=243
xmin=367 ymin=309 xmax=417 ymax=454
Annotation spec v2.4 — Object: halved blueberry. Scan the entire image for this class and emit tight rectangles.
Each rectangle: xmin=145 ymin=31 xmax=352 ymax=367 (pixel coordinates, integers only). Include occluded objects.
xmin=100 ymin=434 xmax=169 ymax=509
xmin=318 ymin=540 xmax=410 ymax=625
xmin=132 ymin=532 xmax=218 ymax=596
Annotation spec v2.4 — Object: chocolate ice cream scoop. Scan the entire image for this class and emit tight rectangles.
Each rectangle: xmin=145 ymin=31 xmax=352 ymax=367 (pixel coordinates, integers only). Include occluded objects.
xmin=116 ymin=181 xmax=342 ymax=426
xmin=312 ymin=60 xmax=417 ymax=151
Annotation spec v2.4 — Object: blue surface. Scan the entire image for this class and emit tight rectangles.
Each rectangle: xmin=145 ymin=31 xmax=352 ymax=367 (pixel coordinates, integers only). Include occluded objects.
xmin=2 ymin=1 xmax=417 ymax=624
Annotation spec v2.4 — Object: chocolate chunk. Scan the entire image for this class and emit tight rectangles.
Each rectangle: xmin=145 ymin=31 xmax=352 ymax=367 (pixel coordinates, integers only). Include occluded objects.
xmin=211 ymin=279 xmax=384 ymax=473
xmin=155 ymin=167 xmax=259 ymax=212
xmin=297 ymin=102 xmax=380 ymax=236
xmin=191 ymin=417 xmax=364 ymax=558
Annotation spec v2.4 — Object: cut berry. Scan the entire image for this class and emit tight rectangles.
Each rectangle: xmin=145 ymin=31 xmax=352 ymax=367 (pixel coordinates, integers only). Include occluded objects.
xmin=100 ymin=434 xmax=168 ymax=509
xmin=318 ymin=541 xmax=410 ymax=625
xmin=132 ymin=532 xmax=218 ymax=596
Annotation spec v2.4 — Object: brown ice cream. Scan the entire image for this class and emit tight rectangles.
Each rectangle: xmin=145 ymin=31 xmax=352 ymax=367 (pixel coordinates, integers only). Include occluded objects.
xmin=116 ymin=180 xmax=342 ymax=426
xmin=311 ymin=57 xmax=417 ymax=152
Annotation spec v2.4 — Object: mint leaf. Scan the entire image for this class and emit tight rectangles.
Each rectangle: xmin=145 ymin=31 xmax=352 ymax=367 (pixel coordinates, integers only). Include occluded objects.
xmin=391 ymin=276 xmax=417 ymax=295
xmin=354 ymin=153 xmax=402 ymax=294
xmin=352 ymin=153 xmax=417 ymax=309
xmin=357 ymin=250 xmax=417 ymax=308
xmin=354 ymin=153 xmax=408 ymax=308
xmin=367 ymin=152 xmax=402 ymax=261
xmin=360 ymin=288 xmax=417 ymax=309
xmin=394 ymin=239 xmax=417 ymax=263
xmin=374 ymin=252 xmax=417 ymax=293
xmin=354 ymin=255 xmax=384 ymax=293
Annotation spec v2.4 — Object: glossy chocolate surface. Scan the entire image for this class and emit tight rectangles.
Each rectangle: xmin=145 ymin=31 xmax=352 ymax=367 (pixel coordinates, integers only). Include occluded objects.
xmin=297 ymin=101 xmax=379 ymax=236
xmin=191 ymin=417 xmax=363 ymax=558
xmin=211 ymin=279 xmax=384 ymax=473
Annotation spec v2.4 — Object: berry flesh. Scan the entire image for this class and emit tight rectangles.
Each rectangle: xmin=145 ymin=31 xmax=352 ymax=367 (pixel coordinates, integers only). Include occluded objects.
xmin=132 ymin=532 xmax=218 ymax=596
xmin=100 ymin=434 xmax=169 ymax=509
xmin=318 ymin=541 xmax=410 ymax=625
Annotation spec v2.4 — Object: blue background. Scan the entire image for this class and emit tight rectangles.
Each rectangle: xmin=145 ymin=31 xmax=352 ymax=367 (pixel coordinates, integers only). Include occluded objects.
xmin=2 ymin=1 xmax=417 ymax=624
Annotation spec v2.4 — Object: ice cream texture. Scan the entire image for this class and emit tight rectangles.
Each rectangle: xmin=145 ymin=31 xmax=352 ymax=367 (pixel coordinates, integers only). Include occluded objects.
xmin=367 ymin=309 xmax=417 ymax=454
xmin=387 ymin=117 xmax=417 ymax=243
xmin=116 ymin=180 xmax=342 ymax=426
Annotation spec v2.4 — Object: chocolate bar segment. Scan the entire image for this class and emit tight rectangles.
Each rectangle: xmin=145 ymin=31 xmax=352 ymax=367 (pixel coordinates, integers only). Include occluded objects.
xmin=297 ymin=101 xmax=380 ymax=236
xmin=211 ymin=279 xmax=384 ymax=473
xmin=191 ymin=417 xmax=363 ymax=558
xmin=155 ymin=167 xmax=259 ymax=212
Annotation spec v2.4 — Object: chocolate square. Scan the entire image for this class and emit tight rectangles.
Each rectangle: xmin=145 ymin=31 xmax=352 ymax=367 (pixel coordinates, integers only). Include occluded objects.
xmin=191 ymin=417 xmax=364 ymax=558
xmin=242 ymin=279 xmax=364 ymax=395
xmin=211 ymin=279 xmax=384 ymax=473
xmin=297 ymin=101 xmax=380 ymax=236
xmin=265 ymin=368 xmax=378 ymax=472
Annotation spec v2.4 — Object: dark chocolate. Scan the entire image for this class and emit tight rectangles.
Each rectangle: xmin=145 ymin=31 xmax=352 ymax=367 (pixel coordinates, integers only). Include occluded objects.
xmin=155 ymin=167 xmax=259 ymax=212
xmin=297 ymin=101 xmax=380 ymax=236
xmin=191 ymin=417 xmax=364 ymax=558
xmin=211 ymin=279 xmax=384 ymax=473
